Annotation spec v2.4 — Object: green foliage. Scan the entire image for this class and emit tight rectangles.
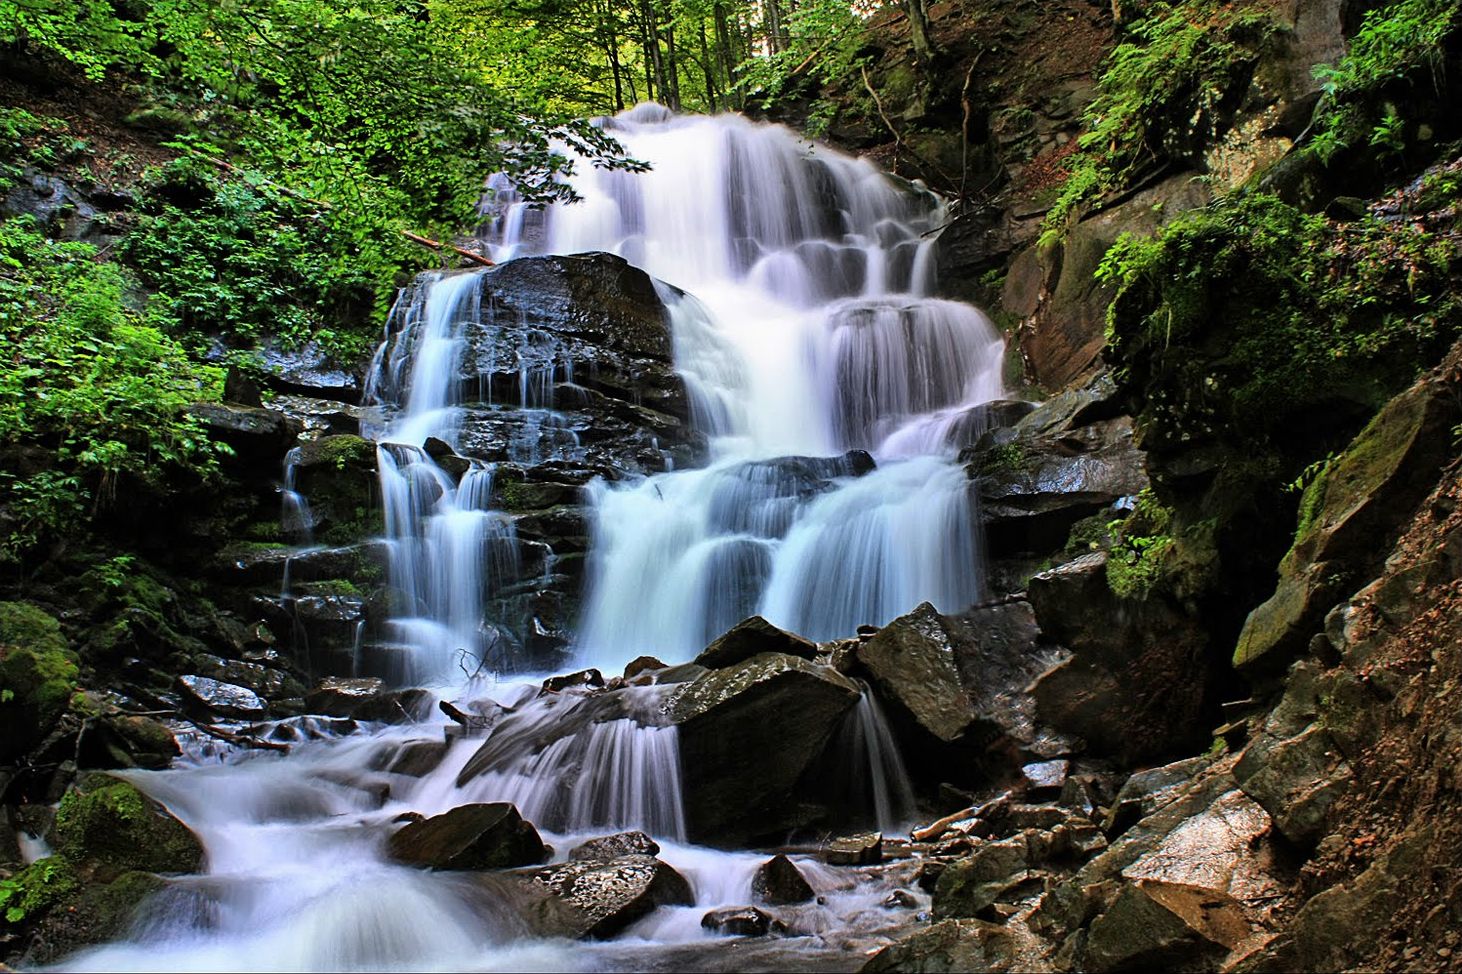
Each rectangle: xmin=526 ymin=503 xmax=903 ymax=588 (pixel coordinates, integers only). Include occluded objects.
xmin=1097 ymin=193 xmax=1460 ymax=450
xmin=1040 ymin=1 xmax=1275 ymax=244
xmin=1106 ymin=489 xmax=1176 ymax=599
xmin=0 ymin=217 xmax=224 ymax=560
xmin=0 ymin=858 xmax=80 ymax=926
xmin=122 ymin=156 xmax=380 ymax=358
xmin=1308 ymin=0 xmax=1459 ymax=164
xmin=737 ymin=0 xmax=870 ymax=108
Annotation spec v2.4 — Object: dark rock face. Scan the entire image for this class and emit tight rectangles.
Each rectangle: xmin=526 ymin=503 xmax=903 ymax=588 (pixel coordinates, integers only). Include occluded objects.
xmin=861 ymin=918 xmax=1023 ymax=973
xmin=187 ymin=403 xmax=291 ymax=462
xmin=386 ymin=803 xmax=548 ymax=870
xmin=304 ymin=676 xmax=386 ymax=716
xmin=1027 ymin=553 xmax=1211 ymax=763
xmin=669 ymin=652 xmax=862 ymax=843
xmin=963 ymin=374 xmax=1146 ymax=564
xmin=257 ymin=340 xmax=363 ymax=403
xmin=694 ymin=616 xmax=818 ymax=669
xmin=751 ymin=854 xmax=815 ymax=905
xmin=376 ymin=254 xmax=704 ymax=475
xmin=932 ymin=839 xmax=1029 ymax=920
xmin=520 ymin=854 xmax=694 ymax=938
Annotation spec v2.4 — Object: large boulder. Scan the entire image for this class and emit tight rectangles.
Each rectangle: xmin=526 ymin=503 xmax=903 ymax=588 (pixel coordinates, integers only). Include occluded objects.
xmin=518 ymin=854 xmax=694 ymax=938
xmin=752 ymin=854 xmax=815 ymax=905
xmin=53 ymin=777 xmax=203 ymax=877
xmin=855 ymin=600 xmax=1055 ymax=748
xmin=694 ymin=616 xmax=818 ymax=669
xmin=1234 ymin=364 xmax=1462 ymax=671
xmin=570 ymin=831 xmax=660 ymax=861
xmin=1027 ymin=553 xmax=1212 ymax=763
xmin=387 ymin=803 xmax=548 ymax=870
xmin=0 ymin=601 xmax=78 ymax=762
xmin=669 ymin=652 xmax=862 ymax=843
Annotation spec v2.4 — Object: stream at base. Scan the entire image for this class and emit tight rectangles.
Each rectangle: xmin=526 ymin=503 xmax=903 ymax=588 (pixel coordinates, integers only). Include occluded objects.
xmin=58 ymin=682 xmax=926 ymax=973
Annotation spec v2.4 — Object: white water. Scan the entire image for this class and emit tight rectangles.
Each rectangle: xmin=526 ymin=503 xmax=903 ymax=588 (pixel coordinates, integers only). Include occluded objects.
xmin=489 ymin=106 xmax=1004 ymax=666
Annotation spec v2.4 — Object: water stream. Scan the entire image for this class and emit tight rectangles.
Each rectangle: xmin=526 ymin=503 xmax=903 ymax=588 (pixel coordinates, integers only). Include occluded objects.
xmin=61 ymin=106 xmax=1003 ymax=972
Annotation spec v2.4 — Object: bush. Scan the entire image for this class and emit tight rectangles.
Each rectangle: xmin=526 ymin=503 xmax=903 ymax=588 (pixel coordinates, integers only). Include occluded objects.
xmin=0 ymin=217 xmax=224 ymax=560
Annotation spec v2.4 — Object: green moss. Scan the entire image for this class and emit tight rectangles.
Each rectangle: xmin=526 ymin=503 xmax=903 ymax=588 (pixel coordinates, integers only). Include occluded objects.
xmin=304 ymin=434 xmax=375 ymax=471
xmin=0 ymin=601 xmax=68 ymax=656
xmin=0 ymin=857 xmax=80 ymax=926
xmin=0 ymin=602 xmax=80 ymax=760
xmin=297 ymin=579 xmax=362 ymax=597
xmin=1065 ymin=512 xmax=1119 ymax=559
xmin=983 ymin=441 xmax=1030 ymax=474
xmin=54 ymin=779 xmax=203 ymax=875
xmin=1105 ymin=489 xmax=1177 ymax=600
xmin=1100 ymin=193 xmax=1461 ymax=455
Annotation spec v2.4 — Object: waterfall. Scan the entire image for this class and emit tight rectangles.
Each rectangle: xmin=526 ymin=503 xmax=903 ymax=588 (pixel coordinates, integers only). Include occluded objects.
xmin=490 ymin=108 xmax=1004 ymax=667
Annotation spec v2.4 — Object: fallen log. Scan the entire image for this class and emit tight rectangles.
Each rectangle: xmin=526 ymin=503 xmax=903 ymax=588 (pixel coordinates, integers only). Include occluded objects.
xmin=402 ymin=231 xmax=495 ymax=267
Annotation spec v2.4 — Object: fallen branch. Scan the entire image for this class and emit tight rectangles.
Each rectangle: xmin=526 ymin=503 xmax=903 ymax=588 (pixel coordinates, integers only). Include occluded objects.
xmin=402 ymin=230 xmax=496 ymax=268
xmin=958 ymin=52 xmax=984 ymax=205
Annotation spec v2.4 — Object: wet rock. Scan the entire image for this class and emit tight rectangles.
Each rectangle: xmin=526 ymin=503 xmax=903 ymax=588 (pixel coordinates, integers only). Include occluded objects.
xmin=623 ymin=655 xmax=667 ymax=680
xmin=1082 ymin=881 xmax=1230 ymax=972
xmin=884 ymin=888 xmax=920 ymax=909
xmin=9 ymin=862 xmax=168 ymax=967
xmin=752 ymin=854 xmax=815 ymax=905
xmin=1228 ymin=661 xmax=1350 ymax=842
xmin=972 ymin=414 xmax=1148 ymax=557
xmin=387 ymin=802 xmax=548 ymax=870
xmin=258 ymin=339 xmax=363 ymax=402
xmin=54 ymin=777 xmax=203 ymax=876
xmin=1028 ymin=553 xmax=1211 ymax=763
xmin=351 ymin=688 xmax=436 ymax=724
xmin=569 ymin=830 xmax=660 ymax=861
xmin=701 ymin=905 xmax=787 ymax=937
xmin=861 ymin=918 xmax=1027 ymax=973
xmin=522 ymin=854 xmax=694 ymax=938
xmin=542 ymin=668 xmax=605 ymax=694
xmin=270 ymin=394 xmax=373 ymax=438
xmin=193 ymin=654 xmax=301 ymax=699
xmin=1103 ymin=756 xmax=1211 ymax=835
xmin=81 ymin=711 xmax=181 ymax=771
xmin=304 ymin=676 xmax=386 ymax=716
xmin=0 ymin=601 xmax=78 ymax=762
xmin=187 ymin=402 xmax=290 ymax=461
xmin=670 ymin=652 xmax=861 ymax=843
xmin=856 ymin=600 xmax=1052 ymax=746
xmin=377 ymin=739 xmax=449 ymax=777
xmin=932 ymin=839 xmax=1029 ymax=919
xmin=1235 ymin=370 xmax=1462 ymax=670
xmin=694 ymin=615 xmax=818 ymax=669
xmin=825 ymin=831 xmax=882 ymax=866
xmin=175 ymin=674 xmax=268 ymax=719
xmin=1021 ymin=759 xmax=1070 ymax=800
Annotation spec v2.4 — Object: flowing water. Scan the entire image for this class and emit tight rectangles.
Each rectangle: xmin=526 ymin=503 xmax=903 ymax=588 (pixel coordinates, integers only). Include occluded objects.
xmin=61 ymin=106 xmax=1004 ymax=972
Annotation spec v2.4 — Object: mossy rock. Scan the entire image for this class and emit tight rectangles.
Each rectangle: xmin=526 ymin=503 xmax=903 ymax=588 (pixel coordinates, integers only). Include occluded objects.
xmin=0 ymin=601 xmax=79 ymax=762
xmin=54 ymin=778 xmax=203 ymax=877
xmin=0 ymin=856 xmax=80 ymax=928
xmin=3 ymin=858 xmax=165 ymax=966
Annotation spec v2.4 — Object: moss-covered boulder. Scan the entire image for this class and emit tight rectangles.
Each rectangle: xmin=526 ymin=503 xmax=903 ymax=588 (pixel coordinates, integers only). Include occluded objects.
xmin=53 ymin=777 xmax=204 ymax=877
xmin=0 ymin=856 xmax=166 ymax=966
xmin=1235 ymin=353 xmax=1462 ymax=670
xmin=0 ymin=601 xmax=79 ymax=762
xmin=291 ymin=433 xmax=381 ymax=544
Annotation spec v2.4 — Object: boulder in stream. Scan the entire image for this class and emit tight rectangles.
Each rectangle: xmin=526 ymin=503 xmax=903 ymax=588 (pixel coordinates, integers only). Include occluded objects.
xmin=669 ymin=651 xmax=862 ymax=843
xmin=694 ymin=615 xmax=819 ymax=669
xmin=752 ymin=854 xmax=815 ymax=905
xmin=519 ymin=854 xmax=694 ymax=939
xmin=569 ymin=830 xmax=660 ymax=861
xmin=387 ymin=802 xmax=548 ymax=871
xmin=701 ymin=905 xmax=788 ymax=937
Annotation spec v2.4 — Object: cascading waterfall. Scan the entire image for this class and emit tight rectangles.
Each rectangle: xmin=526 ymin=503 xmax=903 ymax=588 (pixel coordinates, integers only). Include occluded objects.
xmin=67 ymin=107 xmax=1001 ymax=972
xmin=487 ymin=106 xmax=1004 ymax=664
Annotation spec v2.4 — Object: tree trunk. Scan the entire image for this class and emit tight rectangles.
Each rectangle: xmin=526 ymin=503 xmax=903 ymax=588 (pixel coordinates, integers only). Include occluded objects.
xmin=904 ymin=0 xmax=936 ymax=67
xmin=698 ymin=18 xmax=718 ymax=111
xmin=664 ymin=21 xmax=682 ymax=110
xmin=713 ymin=2 xmax=740 ymax=109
